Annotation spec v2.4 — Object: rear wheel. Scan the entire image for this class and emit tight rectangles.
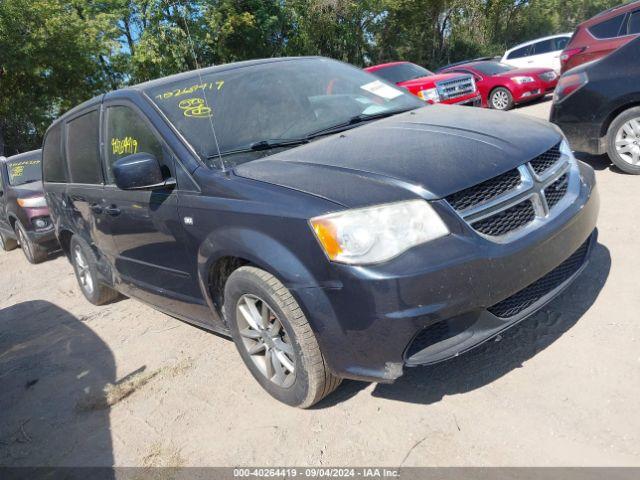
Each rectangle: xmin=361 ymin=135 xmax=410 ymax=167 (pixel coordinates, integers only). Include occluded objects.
xmin=0 ymin=230 xmax=18 ymax=251
xmin=224 ymin=266 xmax=341 ymax=408
xmin=607 ymin=107 xmax=640 ymax=175
xmin=70 ymin=236 xmax=120 ymax=305
xmin=489 ymin=87 xmax=514 ymax=111
xmin=15 ymin=221 xmax=47 ymax=264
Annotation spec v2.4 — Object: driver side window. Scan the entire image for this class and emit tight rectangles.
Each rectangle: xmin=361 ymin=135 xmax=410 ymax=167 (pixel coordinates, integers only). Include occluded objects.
xmin=105 ymin=105 xmax=169 ymax=184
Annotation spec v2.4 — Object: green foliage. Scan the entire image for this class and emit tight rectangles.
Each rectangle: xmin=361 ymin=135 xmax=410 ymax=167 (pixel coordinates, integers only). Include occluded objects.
xmin=0 ymin=0 xmax=623 ymax=154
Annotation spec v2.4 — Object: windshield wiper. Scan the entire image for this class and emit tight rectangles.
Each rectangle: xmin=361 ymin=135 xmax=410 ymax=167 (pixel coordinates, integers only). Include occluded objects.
xmin=213 ymin=138 xmax=310 ymax=158
xmin=306 ymin=107 xmax=418 ymax=139
xmin=250 ymin=138 xmax=309 ymax=151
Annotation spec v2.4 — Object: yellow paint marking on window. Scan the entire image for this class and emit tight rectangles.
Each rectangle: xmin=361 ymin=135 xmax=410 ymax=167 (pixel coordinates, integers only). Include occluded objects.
xmin=178 ymin=98 xmax=213 ymax=118
xmin=111 ymin=137 xmax=139 ymax=156
xmin=155 ymin=81 xmax=222 ymax=101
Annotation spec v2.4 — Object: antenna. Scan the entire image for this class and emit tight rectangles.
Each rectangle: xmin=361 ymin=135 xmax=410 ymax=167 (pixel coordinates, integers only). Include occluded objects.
xmin=172 ymin=0 xmax=226 ymax=171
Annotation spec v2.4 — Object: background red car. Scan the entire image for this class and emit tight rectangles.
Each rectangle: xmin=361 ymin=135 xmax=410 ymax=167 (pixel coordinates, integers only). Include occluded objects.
xmin=560 ymin=0 xmax=640 ymax=73
xmin=364 ymin=61 xmax=481 ymax=106
xmin=438 ymin=60 xmax=558 ymax=110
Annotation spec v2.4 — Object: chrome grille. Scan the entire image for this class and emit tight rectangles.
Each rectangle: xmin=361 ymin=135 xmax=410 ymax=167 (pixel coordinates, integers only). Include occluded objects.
xmin=445 ymin=168 xmax=521 ymax=212
xmin=445 ymin=143 xmax=575 ymax=239
xmin=471 ymin=200 xmax=535 ymax=236
xmin=545 ymin=173 xmax=569 ymax=210
xmin=436 ymin=75 xmax=475 ymax=100
xmin=530 ymin=143 xmax=561 ymax=176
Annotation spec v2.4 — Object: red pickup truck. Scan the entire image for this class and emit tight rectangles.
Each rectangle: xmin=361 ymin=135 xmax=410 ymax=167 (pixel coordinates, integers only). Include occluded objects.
xmin=364 ymin=61 xmax=481 ymax=106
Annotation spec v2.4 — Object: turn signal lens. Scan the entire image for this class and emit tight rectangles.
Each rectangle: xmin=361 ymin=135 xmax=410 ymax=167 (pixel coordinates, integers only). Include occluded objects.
xmin=17 ymin=196 xmax=47 ymax=208
xmin=310 ymin=200 xmax=450 ymax=265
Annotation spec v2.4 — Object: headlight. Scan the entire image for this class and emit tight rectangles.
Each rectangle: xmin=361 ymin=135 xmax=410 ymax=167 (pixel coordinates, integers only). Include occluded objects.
xmin=17 ymin=196 xmax=47 ymax=208
xmin=310 ymin=200 xmax=450 ymax=265
xmin=418 ymin=88 xmax=440 ymax=103
xmin=512 ymin=76 xmax=535 ymax=84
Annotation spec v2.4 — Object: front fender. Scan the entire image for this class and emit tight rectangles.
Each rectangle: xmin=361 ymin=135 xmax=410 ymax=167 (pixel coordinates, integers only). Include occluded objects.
xmin=196 ymin=225 xmax=337 ymax=320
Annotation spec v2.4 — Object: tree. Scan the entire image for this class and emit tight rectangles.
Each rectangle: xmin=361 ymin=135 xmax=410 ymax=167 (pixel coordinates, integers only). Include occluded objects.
xmin=0 ymin=0 xmax=120 ymax=155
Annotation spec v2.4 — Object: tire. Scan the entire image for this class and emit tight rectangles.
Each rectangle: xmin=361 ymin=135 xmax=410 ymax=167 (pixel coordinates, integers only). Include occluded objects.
xmin=15 ymin=221 xmax=47 ymax=264
xmin=70 ymin=236 xmax=120 ymax=305
xmin=224 ymin=266 xmax=342 ymax=408
xmin=0 ymin=230 xmax=18 ymax=251
xmin=489 ymin=87 xmax=514 ymax=111
xmin=606 ymin=106 xmax=640 ymax=175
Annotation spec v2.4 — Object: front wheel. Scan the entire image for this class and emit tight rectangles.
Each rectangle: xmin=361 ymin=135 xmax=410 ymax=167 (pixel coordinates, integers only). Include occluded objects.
xmin=224 ymin=266 xmax=342 ymax=408
xmin=15 ymin=221 xmax=47 ymax=264
xmin=489 ymin=87 xmax=514 ymax=111
xmin=607 ymin=106 xmax=640 ymax=174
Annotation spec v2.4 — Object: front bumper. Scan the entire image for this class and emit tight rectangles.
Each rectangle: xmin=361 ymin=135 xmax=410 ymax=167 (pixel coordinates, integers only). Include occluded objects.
xmin=293 ymin=162 xmax=599 ymax=383
xmin=441 ymin=92 xmax=481 ymax=107
xmin=26 ymin=226 xmax=58 ymax=249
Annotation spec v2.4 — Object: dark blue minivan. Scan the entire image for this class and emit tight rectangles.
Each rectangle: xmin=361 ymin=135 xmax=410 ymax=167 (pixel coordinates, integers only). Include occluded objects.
xmin=42 ymin=57 xmax=599 ymax=407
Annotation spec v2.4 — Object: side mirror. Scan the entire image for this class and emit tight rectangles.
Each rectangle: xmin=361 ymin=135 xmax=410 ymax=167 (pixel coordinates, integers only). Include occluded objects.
xmin=112 ymin=153 xmax=174 ymax=190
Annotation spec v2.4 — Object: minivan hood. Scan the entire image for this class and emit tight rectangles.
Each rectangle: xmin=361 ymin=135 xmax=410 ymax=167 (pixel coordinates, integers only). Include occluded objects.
xmin=235 ymin=105 xmax=562 ymax=208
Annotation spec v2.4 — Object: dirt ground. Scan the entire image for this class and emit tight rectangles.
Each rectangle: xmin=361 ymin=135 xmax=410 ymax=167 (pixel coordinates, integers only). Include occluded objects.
xmin=1 ymin=98 xmax=639 ymax=467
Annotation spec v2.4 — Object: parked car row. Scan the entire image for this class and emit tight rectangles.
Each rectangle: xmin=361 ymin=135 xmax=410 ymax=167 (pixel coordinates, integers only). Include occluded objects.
xmin=2 ymin=52 xmax=603 ymax=408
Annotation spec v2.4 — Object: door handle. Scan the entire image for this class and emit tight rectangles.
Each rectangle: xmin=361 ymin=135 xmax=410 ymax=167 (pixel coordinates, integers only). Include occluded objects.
xmin=104 ymin=206 xmax=121 ymax=216
xmin=90 ymin=203 xmax=103 ymax=214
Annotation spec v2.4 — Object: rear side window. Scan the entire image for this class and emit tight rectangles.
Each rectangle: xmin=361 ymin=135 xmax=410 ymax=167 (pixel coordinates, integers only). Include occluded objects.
xmin=507 ymin=45 xmax=530 ymax=59
xmin=66 ymin=110 xmax=102 ymax=184
xmin=589 ymin=14 xmax=626 ymax=39
xmin=628 ymin=11 xmax=640 ymax=34
xmin=532 ymin=39 xmax=555 ymax=55
xmin=43 ymin=123 xmax=67 ymax=183
xmin=555 ymin=37 xmax=569 ymax=50
xmin=105 ymin=105 xmax=166 ymax=183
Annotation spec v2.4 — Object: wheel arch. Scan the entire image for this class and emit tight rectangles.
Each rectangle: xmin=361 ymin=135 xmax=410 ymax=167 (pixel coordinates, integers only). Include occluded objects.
xmin=197 ymin=227 xmax=321 ymax=322
xmin=601 ymin=101 xmax=640 ymax=138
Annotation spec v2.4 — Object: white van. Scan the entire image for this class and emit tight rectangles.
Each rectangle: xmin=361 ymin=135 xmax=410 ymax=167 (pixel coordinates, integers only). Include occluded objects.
xmin=501 ymin=33 xmax=573 ymax=73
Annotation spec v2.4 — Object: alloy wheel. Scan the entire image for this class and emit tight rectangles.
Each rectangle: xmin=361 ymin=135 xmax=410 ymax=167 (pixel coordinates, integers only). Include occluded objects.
xmin=615 ymin=117 xmax=640 ymax=166
xmin=236 ymin=294 xmax=296 ymax=388
xmin=492 ymin=90 xmax=510 ymax=110
xmin=74 ymin=245 xmax=94 ymax=295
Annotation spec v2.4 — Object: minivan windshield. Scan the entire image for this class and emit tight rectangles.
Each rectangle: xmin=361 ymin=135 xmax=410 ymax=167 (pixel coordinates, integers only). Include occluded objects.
xmin=146 ymin=58 xmax=424 ymax=168
xmin=7 ymin=157 xmax=42 ymax=186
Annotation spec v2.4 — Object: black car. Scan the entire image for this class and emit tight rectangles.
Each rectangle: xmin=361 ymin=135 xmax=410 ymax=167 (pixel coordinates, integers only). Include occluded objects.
xmin=42 ymin=57 xmax=599 ymax=407
xmin=551 ymin=37 xmax=640 ymax=174
xmin=0 ymin=150 xmax=58 ymax=263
